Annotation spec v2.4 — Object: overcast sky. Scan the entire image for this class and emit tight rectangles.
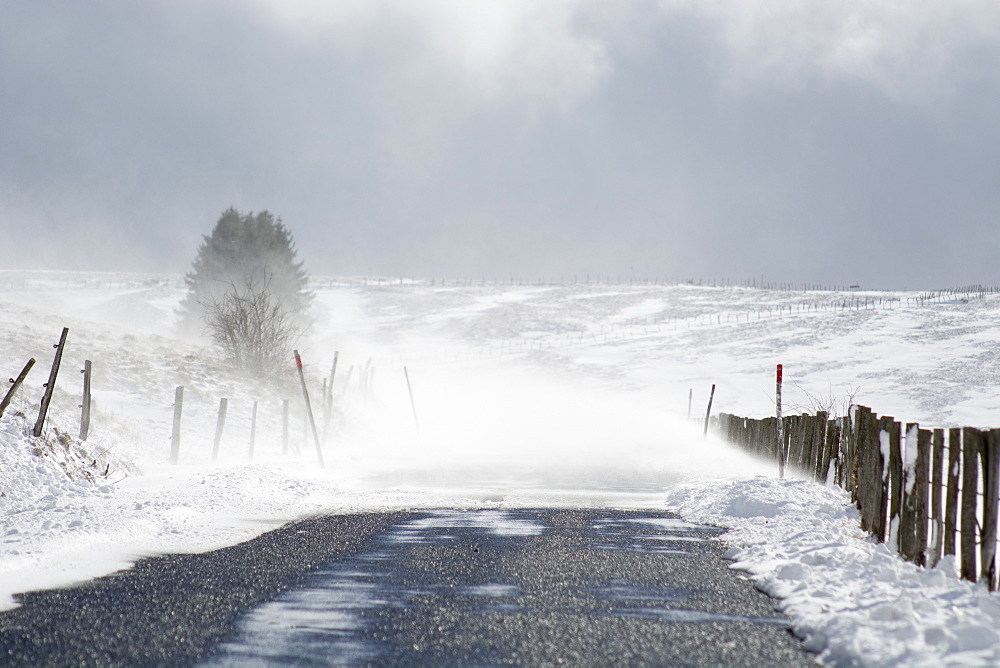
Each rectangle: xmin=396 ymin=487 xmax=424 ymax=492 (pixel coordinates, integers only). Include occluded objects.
xmin=2 ymin=0 xmax=998 ymax=288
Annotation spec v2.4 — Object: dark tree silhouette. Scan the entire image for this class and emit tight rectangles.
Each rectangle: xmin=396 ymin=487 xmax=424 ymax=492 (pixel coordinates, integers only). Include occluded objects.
xmin=179 ymin=207 xmax=311 ymax=337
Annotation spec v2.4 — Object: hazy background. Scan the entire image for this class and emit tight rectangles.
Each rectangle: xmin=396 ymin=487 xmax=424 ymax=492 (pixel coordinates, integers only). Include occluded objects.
xmin=1 ymin=0 xmax=998 ymax=289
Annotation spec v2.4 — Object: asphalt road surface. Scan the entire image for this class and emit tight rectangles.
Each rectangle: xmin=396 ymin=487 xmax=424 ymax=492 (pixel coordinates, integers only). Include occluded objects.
xmin=0 ymin=509 xmax=816 ymax=666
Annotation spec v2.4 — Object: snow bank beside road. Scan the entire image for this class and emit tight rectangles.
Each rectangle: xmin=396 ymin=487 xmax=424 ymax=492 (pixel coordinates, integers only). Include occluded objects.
xmin=668 ymin=477 xmax=1000 ymax=666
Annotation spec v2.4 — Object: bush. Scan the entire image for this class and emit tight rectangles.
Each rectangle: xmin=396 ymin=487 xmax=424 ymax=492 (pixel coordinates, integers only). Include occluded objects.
xmin=202 ymin=275 xmax=299 ymax=379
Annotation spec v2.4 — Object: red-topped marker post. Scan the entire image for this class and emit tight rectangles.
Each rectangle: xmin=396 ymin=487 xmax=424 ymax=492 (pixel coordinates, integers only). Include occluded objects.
xmin=294 ymin=350 xmax=325 ymax=468
xmin=776 ymin=364 xmax=785 ymax=478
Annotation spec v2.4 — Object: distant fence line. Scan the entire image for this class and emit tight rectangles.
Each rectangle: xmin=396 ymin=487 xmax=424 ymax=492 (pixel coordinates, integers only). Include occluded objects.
xmin=2 ymin=270 xmax=996 ymax=305
xmin=0 ymin=271 xmax=184 ymax=291
xmin=717 ymin=408 xmax=999 ymax=589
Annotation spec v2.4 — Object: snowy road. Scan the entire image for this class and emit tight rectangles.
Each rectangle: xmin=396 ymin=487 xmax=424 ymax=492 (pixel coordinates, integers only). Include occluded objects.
xmin=0 ymin=509 xmax=814 ymax=666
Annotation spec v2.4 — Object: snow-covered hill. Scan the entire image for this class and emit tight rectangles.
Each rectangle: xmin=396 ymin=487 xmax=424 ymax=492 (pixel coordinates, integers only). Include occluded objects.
xmin=2 ymin=271 xmax=1000 ymax=665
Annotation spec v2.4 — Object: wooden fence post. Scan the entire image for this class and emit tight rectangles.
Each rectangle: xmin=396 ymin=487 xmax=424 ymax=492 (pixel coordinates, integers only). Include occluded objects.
xmin=170 ymin=386 xmax=184 ymax=465
xmin=887 ymin=418 xmax=903 ymax=548
xmin=786 ymin=416 xmax=800 ymax=475
xmin=980 ymin=430 xmax=1000 ymax=589
xmin=79 ymin=360 xmax=92 ymax=440
xmin=0 ymin=358 xmax=35 ymax=419
xmin=846 ymin=408 xmax=860 ymax=500
xmin=703 ymin=384 xmax=715 ymax=437
xmin=33 ymin=327 xmax=69 ymax=437
xmin=294 ymin=350 xmax=325 ymax=468
xmin=944 ymin=427 xmax=962 ymax=557
xmin=776 ymin=365 xmax=784 ymax=477
xmin=961 ymin=427 xmax=981 ymax=581
xmin=820 ymin=418 xmax=838 ymax=484
xmin=871 ymin=410 xmax=889 ymax=543
xmin=913 ymin=428 xmax=931 ymax=566
xmin=812 ymin=412 xmax=829 ymax=481
xmin=212 ymin=398 xmax=228 ymax=462
xmin=798 ymin=414 xmax=814 ymax=474
xmin=856 ymin=407 xmax=886 ymax=541
xmin=930 ymin=429 xmax=945 ymax=566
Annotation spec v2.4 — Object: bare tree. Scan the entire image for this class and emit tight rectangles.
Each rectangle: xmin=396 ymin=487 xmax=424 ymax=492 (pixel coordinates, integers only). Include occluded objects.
xmin=202 ymin=275 xmax=299 ymax=379
xmin=788 ymin=383 xmax=861 ymax=418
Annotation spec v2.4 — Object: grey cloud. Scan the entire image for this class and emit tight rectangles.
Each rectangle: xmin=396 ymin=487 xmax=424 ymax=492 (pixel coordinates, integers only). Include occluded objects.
xmin=1 ymin=1 xmax=997 ymax=288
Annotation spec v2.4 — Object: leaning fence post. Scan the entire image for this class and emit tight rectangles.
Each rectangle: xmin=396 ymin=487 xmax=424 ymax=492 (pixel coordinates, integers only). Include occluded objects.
xmin=212 ymin=398 xmax=228 ymax=462
xmin=703 ymin=384 xmax=715 ymax=437
xmin=78 ymin=360 xmax=92 ymax=440
xmin=170 ymin=386 xmax=184 ymax=465
xmin=33 ymin=327 xmax=69 ymax=437
xmin=0 ymin=358 xmax=35 ymax=419
xmin=294 ymin=350 xmax=325 ymax=468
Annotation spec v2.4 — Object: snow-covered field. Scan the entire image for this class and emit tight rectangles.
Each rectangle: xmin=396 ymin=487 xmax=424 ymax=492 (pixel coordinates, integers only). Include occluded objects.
xmin=2 ymin=270 xmax=1000 ymax=665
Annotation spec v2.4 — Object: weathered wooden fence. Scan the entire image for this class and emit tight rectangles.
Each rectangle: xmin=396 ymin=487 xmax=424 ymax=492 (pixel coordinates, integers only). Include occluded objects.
xmin=717 ymin=407 xmax=1000 ymax=589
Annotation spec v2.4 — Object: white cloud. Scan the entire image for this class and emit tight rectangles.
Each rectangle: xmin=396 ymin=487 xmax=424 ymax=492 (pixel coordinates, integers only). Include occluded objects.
xmin=248 ymin=0 xmax=611 ymax=114
xmin=658 ymin=0 xmax=1000 ymax=101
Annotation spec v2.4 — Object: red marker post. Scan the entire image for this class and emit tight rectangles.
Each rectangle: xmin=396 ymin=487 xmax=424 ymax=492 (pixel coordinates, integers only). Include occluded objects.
xmin=294 ymin=350 xmax=325 ymax=468
xmin=776 ymin=364 xmax=785 ymax=478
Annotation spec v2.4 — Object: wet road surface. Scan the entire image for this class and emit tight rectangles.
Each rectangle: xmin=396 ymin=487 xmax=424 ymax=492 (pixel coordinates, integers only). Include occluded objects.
xmin=0 ymin=509 xmax=815 ymax=666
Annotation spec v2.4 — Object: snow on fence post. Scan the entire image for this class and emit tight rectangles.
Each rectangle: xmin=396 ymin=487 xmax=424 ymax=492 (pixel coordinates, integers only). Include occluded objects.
xmin=887 ymin=418 xmax=904 ymax=550
xmin=776 ymin=365 xmax=784 ymax=477
xmin=79 ymin=360 xmax=92 ymax=440
xmin=873 ymin=412 xmax=890 ymax=543
xmin=914 ymin=428 xmax=931 ymax=567
xmin=960 ymin=427 xmax=981 ymax=582
xmin=930 ymin=429 xmax=946 ymax=567
xmin=687 ymin=388 xmax=693 ymax=421
xmin=212 ymin=398 xmax=228 ymax=463
xmin=855 ymin=406 xmax=886 ymax=541
xmin=812 ymin=412 xmax=830 ymax=482
xmin=980 ymin=430 xmax=1000 ymax=590
xmin=702 ymin=384 xmax=715 ymax=437
xmin=900 ymin=424 xmax=929 ymax=565
xmin=0 ymin=358 xmax=35 ymax=419
xmin=944 ymin=427 xmax=962 ymax=558
xmin=820 ymin=416 xmax=838 ymax=483
xmin=294 ymin=350 xmax=325 ymax=468
xmin=170 ymin=386 xmax=184 ymax=465
xmin=33 ymin=327 xmax=69 ymax=438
